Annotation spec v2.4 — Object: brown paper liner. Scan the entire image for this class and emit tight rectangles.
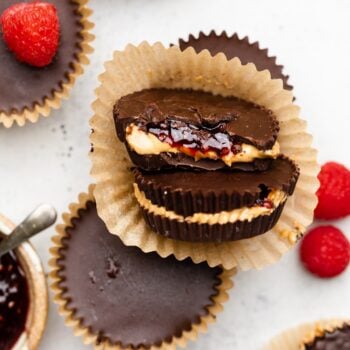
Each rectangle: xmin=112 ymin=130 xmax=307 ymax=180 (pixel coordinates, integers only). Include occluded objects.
xmin=265 ymin=319 xmax=350 ymax=350
xmin=90 ymin=42 xmax=319 ymax=270
xmin=49 ymin=185 xmax=235 ymax=350
xmin=0 ymin=0 xmax=94 ymax=128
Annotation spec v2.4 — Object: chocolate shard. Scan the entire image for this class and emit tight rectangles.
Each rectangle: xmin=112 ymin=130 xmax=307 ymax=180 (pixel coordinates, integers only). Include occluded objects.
xmin=133 ymin=156 xmax=299 ymax=216
xmin=177 ymin=30 xmax=293 ymax=91
xmin=114 ymin=88 xmax=279 ymax=171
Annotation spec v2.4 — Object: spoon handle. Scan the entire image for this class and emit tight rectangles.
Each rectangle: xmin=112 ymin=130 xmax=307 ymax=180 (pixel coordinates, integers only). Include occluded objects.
xmin=0 ymin=204 xmax=57 ymax=258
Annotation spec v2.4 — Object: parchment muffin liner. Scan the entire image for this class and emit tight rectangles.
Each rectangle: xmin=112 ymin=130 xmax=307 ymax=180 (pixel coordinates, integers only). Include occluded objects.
xmin=90 ymin=41 xmax=319 ymax=271
xmin=49 ymin=185 xmax=235 ymax=350
xmin=265 ymin=319 xmax=350 ymax=350
xmin=0 ymin=0 xmax=94 ymax=128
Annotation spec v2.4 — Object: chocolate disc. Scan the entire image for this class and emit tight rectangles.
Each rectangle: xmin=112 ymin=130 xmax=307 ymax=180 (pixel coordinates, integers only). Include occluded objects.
xmin=0 ymin=0 xmax=83 ymax=114
xmin=57 ymin=201 xmax=222 ymax=348
xmin=178 ymin=31 xmax=293 ymax=91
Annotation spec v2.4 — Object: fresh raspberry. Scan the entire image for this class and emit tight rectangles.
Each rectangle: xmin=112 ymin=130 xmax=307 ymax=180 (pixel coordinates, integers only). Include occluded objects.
xmin=300 ymin=226 xmax=350 ymax=278
xmin=0 ymin=2 xmax=60 ymax=67
xmin=315 ymin=162 xmax=350 ymax=220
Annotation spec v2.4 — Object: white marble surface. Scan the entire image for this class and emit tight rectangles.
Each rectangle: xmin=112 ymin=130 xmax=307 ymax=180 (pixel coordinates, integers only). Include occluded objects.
xmin=0 ymin=0 xmax=350 ymax=349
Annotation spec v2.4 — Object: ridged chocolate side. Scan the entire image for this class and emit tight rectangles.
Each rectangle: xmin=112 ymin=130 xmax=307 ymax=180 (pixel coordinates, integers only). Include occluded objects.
xmin=133 ymin=156 xmax=299 ymax=217
xmin=127 ymin=146 xmax=272 ymax=172
xmin=140 ymin=202 xmax=286 ymax=242
xmin=178 ymin=31 xmax=293 ymax=91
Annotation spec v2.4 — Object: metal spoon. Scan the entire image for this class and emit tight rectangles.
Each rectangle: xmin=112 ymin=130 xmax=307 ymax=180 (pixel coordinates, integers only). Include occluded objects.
xmin=0 ymin=204 xmax=57 ymax=258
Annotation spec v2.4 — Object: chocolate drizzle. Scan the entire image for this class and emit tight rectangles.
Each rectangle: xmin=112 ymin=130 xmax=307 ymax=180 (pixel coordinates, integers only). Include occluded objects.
xmin=0 ymin=248 xmax=29 ymax=349
xmin=0 ymin=0 xmax=84 ymax=114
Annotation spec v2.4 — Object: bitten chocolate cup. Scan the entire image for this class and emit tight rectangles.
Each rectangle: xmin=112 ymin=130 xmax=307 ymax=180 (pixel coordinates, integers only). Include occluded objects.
xmin=0 ymin=214 xmax=48 ymax=350
xmin=133 ymin=156 xmax=299 ymax=242
xmin=265 ymin=319 xmax=350 ymax=350
xmin=114 ymin=88 xmax=280 ymax=171
xmin=177 ymin=30 xmax=293 ymax=91
xmin=0 ymin=0 xmax=94 ymax=128
xmin=50 ymin=186 xmax=234 ymax=350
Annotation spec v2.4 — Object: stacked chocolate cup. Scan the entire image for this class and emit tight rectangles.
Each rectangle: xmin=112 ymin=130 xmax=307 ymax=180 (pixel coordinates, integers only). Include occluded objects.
xmin=50 ymin=32 xmax=319 ymax=349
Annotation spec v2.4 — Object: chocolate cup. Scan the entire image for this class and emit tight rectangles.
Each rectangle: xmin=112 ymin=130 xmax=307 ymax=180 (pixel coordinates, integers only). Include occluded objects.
xmin=50 ymin=186 xmax=234 ymax=349
xmin=0 ymin=0 xmax=94 ymax=127
xmin=141 ymin=202 xmax=286 ymax=242
xmin=114 ymin=88 xmax=279 ymax=171
xmin=178 ymin=31 xmax=293 ymax=91
xmin=133 ymin=156 xmax=299 ymax=216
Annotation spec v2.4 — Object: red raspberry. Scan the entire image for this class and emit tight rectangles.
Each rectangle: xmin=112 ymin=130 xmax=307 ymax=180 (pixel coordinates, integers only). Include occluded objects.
xmin=0 ymin=2 xmax=60 ymax=67
xmin=300 ymin=226 xmax=350 ymax=278
xmin=315 ymin=162 xmax=350 ymax=220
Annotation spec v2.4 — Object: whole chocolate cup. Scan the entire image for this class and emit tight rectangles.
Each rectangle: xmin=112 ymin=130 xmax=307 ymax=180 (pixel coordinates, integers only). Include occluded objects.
xmin=134 ymin=156 xmax=299 ymax=217
xmin=178 ymin=30 xmax=293 ymax=91
xmin=142 ymin=202 xmax=286 ymax=242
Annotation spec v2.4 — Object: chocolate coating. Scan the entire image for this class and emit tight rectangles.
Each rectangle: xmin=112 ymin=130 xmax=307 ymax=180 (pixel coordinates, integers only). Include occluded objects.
xmin=142 ymin=201 xmax=286 ymax=242
xmin=0 ymin=249 xmax=29 ymax=350
xmin=134 ymin=156 xmax=299 ymax=216
xmin=58 ymin=202 xmax=222 ymax=349
xmin=305 ymin=324 xmax=350 ymax=350
xmin=0 ymin=0 xmax=83 ymax=114
xmin=178 ymin=31 xmax=293 ymax=91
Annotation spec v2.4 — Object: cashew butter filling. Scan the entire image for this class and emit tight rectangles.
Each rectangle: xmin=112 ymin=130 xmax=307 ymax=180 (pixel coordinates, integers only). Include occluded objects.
xmin=126 ymin=123 xmax=280 ymax=167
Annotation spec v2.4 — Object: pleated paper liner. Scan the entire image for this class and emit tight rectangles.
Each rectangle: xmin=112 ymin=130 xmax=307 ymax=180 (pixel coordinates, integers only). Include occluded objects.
xmin=0 ymin=0 xmax=94 ymax=128
xmin=90 ymin=42 xmax=319 ymax=271
xmin=49 ymin=185 xmax=235 ymax=350
xmin=177 ymin=30 xmax=293 ymax=91
xmin=264 ymin=319 xmax=350 ymax=350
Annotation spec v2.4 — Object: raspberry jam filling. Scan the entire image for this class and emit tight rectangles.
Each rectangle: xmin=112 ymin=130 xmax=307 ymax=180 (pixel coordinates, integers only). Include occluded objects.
xmin=138 ymin=120 xmax=243 ymax=159
xmin=0 ymin=249 xmax=29 ymax=350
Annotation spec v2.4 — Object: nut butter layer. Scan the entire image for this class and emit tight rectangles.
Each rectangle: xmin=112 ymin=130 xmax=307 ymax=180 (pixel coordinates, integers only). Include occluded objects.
xmin=133 ymin=156 xmax=299 ymax=242
xmin=114 ymin=88 xmax=280 ymax=171
xmin=178 ymin=31 xmax=293 ymax=91
xmin=56 ymin=201 xmax=223 ymax=349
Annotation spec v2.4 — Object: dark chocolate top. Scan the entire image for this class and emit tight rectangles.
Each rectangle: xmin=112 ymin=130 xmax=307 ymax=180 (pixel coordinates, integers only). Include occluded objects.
xmin=57 ymin=202 xmax=222 ymax=349
xmin=178 ymin=31 xmax=292 ymax=91
xmin=114 ymin=88 xmax=279 ymax=150
xmin=0 ymin=0 xmax=83 ymax=114
xmin=134 ymin=156 xmax=299 ymax=216
xmin=305 ymin=324 xmax=350 ymax=350
xmin=0 ymin=248 xmax=29 ymax=350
